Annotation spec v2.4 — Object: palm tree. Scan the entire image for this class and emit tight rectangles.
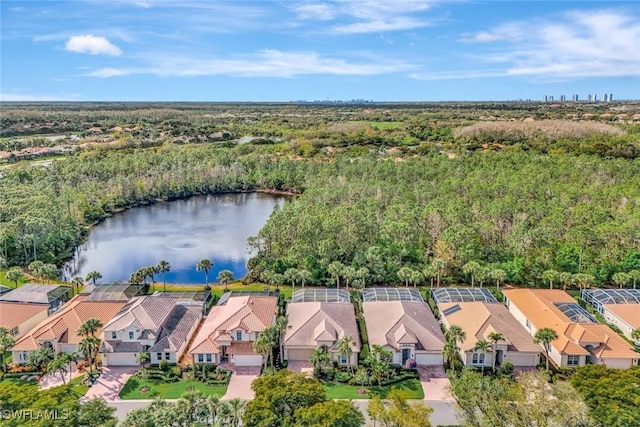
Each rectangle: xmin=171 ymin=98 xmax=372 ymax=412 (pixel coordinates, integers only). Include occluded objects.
xmin=85 ymin=271 xmax=102 ymax=285
xmin=487 ymin=331 xmax=505 ymax=373
xmin=474 ymin=340 xmax=491 ymax=374
xmin=5 ymin=267 xmax=24 ymax=287
xmin=462 ymin=261 xmax=482 ymax=287
xmin=274 ymin=316 xmax=288 ymax=363
xmin=284 ymin=268 xmax=299 ymax=293
xmin=157 ymin=260 xmax=170 ymax=291
xmin=534 ymin=327 xmax=559 ymax=371
xmin=28 ymin=346 xmax=54 ymax=372
xmin=328 ymin=261 xmax=345 ymax=289
xmin=219 ymin=398 xmax=245 ymax=427
xmin=61 ymin=352 xmax=78 ymax=383
xmin=78 ymin=336 xmax=101 ymax=373
xmin=397 ymin=266 xmax=413 ymax=287
xmin=612 ymin=272 xmax=630 ymax=289
xmin=542 ymin=270 xmax=559 ymax=290
xmin=423 ymin=264 xmax=437 ymax=288
xmin=442 ymin=341 xmax=460 ymax=370
xmin=409 ymin=269 xmax=423 ymax=288
xmin=572 ymin=273 xmax=595 ymax=290
xmin=432 ymin=258 xmax=446 ymax=287
xmin=253 ymin=326 xmax=277 ymax=369
xmin=445 ymin=325 xmax=466 ymax=346
xmin=136 ymin=352 xmax=151 ymax=369
xmin=298 ymin=269 xmax=312 ymax=289
xmin=217 ymin=269 xmax=234 ymax=292
xmin=490 ymin=268 xmax=507 ymax=291
xmin=77 ymin=318 xmax=103 ymax=338
xmin=196 ymin=259 xmax=213 ymax=289
xmin=47 ymin=353 xmax=69 ymax=385
xmin=632 ymin=329 xmax=640 ymax=343
xmin=260 ymin=269 xmax=275 ymax=290
xmin=336 ymin=334 xmax=354 ymax=375
xmin=628 ymin=270 xmax=640 ymax=289
xmin=71 ymin=276 xmax=84 ymax=295
xmin=355 ymin=267 xmax=369 ymax=289
xmin=558 ymin=271 xmax=573 ymax=291
xmin=0 ymin=327 xmax=16 ymax=373
xmin=342 ymin=266 xmax=356 ymax=291
xmin=310 ymin=346 xmax=331 ymax=370
xmin=28 ymin=260 xmax=45 ymax=283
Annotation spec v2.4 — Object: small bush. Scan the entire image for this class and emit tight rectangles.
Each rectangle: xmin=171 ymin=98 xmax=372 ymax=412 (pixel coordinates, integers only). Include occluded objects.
xmin=334 ymin=371 xmax=352 ymax=383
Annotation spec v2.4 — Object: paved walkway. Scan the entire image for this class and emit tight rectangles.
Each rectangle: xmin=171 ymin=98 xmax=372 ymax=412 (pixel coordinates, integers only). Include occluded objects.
xmin=39 ymin=363 xmax=80 ymax=390
xmin=82 ymin=366 xmax=136 ymax=402
xmin=418 ymin=365 xmax=455 ymax=402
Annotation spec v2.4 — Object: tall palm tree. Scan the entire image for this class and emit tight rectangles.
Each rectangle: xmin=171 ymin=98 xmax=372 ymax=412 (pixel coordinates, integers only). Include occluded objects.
xmin=47 ymin=353 xmax=69 ymax=385
xmin=422 ymin=264 xmax=437 ymax=288
xmin=28 ymin=260 xmax=45 ymax=283
xmin=442 ymin=341 xmax=460 ymax=370
xmin=78 ymin=336 xmax=101 ymax=373
xmin=474 ymin=340 xmax=491 ymax=374
xmin=462 ymin=261 xmax=482 ymax=287
xmin=71 ymin=276 xmax=84 ymax=295
xmin=337 ymin=334 xmax=354 ymax=375
xmin=274 ymin=316 xmax=288 ymax=362
xmin=217 ymin=269 xmax=234 ymax=292
xmin=343 ymin=266 xmax=356 ymax=291
xmin=77 ymin=318 xmax=103 ymax=338
xmin=558 ymin=272 xmax=573 ymax=291
xmin=409 ymin=269 xmax=423 ymax=288
xmin=220 ymin=398 xmax=245 ymax=427
xmin=487 ymin=332 xmax=505 ymax=373
xmin=490 ymin=268 xmax=507 ymax=291
xmin=157 ymin=260 xmax=170 ymax=291
xmin=612 ymin=272 xmax=630 ymax=289
xmin=444 ymin=324 xmax=466 ymax=370
xmin=628 ymin=270 xmax=640 ymax=289
xmin=253 ymin=329 xmax=276 ymax=370
xmin=196 ymin=259 xmax=213 ymax=289
xmin=397 ymin=266 xmax=413 ymax=288
xmin=328 ymin=261 xmax=345 ymax=289
xmin=85 ymin=271 xmax=102 ymax=285
xmin=534 ymin=327 xmax=559 ymax=371
xmin=445 ymin=325 xmax=466 ymax=346
xmin=260 ymin=270 xmax=275 ymax=290
xmin=284 ymin=268 xmax=299 ymax=293
xmin=298 ymin=269 xmax=312 ymax=289
xmin=136 ymin=352 xmax=151 ymax=369
xmin=432 ymin=258 xmax=446 ymax=287
xmin=542 ymin=270 xmax=559 ymax=290
xmin=61 ymin=352 xmax=78 ymax=383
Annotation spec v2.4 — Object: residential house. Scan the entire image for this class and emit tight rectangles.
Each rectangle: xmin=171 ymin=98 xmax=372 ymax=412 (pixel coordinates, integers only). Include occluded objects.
xmin=0 ymin=302 xmax=49 ymax=338
xmin=100 ymin=295 xmax=203 ymax=366
xmin=284 ymin=293 xmax=360 ymax=367
xmin=582 ymin=289 xmax=640 ymax=342
xmin=189 ymin=295 xmax=278 ymax=366
xmin=504 ymin=289 xmax=639 ymax=369
xmin=437 ymin=301 xmax=540 ymax=368
xmin=363 ymin=288 xmax=445 ymax=366
xmin=11 ymin=295 xmax=125 ymax=364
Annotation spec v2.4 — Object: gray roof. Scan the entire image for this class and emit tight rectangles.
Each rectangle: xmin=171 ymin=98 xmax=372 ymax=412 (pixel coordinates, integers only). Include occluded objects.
xmin=103 ymin=295 xmax=181 ymax=332
xmin=149 ymin=305 xmax=202 ymax=352
xmin=0 ymin=284 xmax=70 ymax=304
xmin=0 ymin=285 xmax=12 ymax=296
xmin=101 ymin=340 xmax=144 ymax=353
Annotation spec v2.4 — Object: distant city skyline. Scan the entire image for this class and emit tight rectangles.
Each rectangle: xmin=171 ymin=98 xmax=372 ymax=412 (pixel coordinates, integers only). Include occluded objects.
xmin=1 ymin=1 xmax=639 ymax=102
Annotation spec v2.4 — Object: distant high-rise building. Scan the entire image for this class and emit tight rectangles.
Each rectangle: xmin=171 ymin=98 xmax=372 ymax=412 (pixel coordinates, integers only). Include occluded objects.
xmin=587 ymin=94 xmax=592 ymax=102
xmin=603 ymin=94 xmax=608 ymax=102
xmin=609 ymin=93 xmax=613 ymax=102
xmin=593 ymin=94 xmax=597 ymax=102
xmin=560 ymin=95 xmax=566 ymax=102
xmin=572 ymin=94 xmax=579 ymax=102
xmin=549 ymin=95 xmax=554 ymax=102
xmin=543 ymin=95 xmax=548 ymax=102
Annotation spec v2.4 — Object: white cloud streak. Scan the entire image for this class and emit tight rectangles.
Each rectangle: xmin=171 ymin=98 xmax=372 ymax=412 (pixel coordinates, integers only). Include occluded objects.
xmin=65 ymin=34 xmax=122 ymax=56
xmin=83 ymin=49 xmax=413 ymax=78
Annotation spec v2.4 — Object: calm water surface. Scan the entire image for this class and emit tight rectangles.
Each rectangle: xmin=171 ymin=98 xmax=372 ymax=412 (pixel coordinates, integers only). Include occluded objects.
xmin=63 ymin=193 xmax=285 ymax=284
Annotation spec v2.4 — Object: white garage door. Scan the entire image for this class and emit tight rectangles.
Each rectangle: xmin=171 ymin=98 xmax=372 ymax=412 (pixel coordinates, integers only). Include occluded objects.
xmin=286 ymin=349 xmax=314 ymax=361
xmin=506 ymin=353 xmax=538 ymax=367
xmin=233 ymin=354 xmax=263 ymax=366
xmin=103 ymin=353 xmax=137 ymax=366
xmin=415 ymin=353 xmax=443 ymax=366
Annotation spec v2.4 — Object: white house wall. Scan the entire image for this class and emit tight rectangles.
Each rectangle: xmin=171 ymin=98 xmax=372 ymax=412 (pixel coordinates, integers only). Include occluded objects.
xmin=603 ymin=309 xmax=635 ymax=340
xmin=14 ymin=311 xmax=48 ymax=339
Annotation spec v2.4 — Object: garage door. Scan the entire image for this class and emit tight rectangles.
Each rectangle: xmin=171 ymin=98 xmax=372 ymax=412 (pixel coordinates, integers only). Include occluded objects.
xmin=415 ymin=353 xmax=443 ymax=366
xmin=103 ymin=353 xmax=137 ymax=366
xmin=233 ymin=354 xmax=263 ymax=366
xmin=286 ymin=349 xmax=314 ymax=361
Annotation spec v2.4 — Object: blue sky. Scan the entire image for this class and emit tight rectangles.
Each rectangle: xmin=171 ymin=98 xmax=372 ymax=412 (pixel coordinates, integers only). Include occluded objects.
xmin=1 ymin=1 xmax=639 ymax=101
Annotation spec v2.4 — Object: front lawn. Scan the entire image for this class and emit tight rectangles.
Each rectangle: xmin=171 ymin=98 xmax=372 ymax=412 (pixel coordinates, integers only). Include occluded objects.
xmin=119 ymin=377 xmax=228 ymax=400
xmin=68 ymin=375 xmax=89 ymax=396
xmin=323 ymin=378 xmax=424 ymax=400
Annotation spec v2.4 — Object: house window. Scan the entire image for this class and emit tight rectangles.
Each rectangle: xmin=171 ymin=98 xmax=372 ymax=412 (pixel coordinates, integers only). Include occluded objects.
xmin=165 ymin=352 xmax=170 ymax=361
xmin=206 ymin=354 xmax=212 ymax=363
xmin=339 ymin=354 xmax=347 ymax=364
xmin=236 ymin=331 xmax=242 ymax=341
xmin=157 ymin=352 xmax=162 ymax=360
xmin=129 ymin=331 xmax=134 ymax=340
xmin=472 ymin=353 xmax=485 ymax=365
xmin=525 ymin=319 xmax=531 ymax=329
xmin=10 ymin=327 xmax=18 ymax=336
xmin=197 ymin=354 xmax=204 ymax=363
xmin=111 ymin=332 xmax=117 ymax=339
xmin=567 ymin=355 xmax=580 ymax=366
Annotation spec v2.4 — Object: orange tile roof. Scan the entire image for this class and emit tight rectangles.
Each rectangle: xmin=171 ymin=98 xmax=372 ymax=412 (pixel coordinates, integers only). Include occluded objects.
xmin=439 ymin=301 xmax=539 ymax=353
xmin=189 ymin=295 xmax=277 ymax=355
xmin=604 ymin=304 xmax=640 ymax=329
xmin=12 ymin=295 xmax=126 ymax=351
xmin=503 ymin=289 xmax=637 ymax=359
xmin=0 ymin=302 xmax=49 ymax=331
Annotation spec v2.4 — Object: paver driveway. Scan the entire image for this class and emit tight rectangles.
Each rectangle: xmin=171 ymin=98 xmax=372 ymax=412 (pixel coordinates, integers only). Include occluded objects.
xmin=418 ymin=365 xmax=455 ymax=402
xmin=82 ymin=366 xmax=136 ymax=402
xmin=221 ymin=366 xmax=260 ymax=400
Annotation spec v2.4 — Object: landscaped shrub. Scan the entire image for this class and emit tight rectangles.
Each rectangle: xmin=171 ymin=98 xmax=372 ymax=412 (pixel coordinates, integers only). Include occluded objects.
xmin=334 ymin=371 xmax=352 ymax=383
xmin=3 ymin=372 xmax=43 ymax=379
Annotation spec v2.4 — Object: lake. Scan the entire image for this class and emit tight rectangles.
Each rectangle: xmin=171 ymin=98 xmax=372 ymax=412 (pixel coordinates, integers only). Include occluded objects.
xmin=62 ymin=192 xmax=285 ymax=284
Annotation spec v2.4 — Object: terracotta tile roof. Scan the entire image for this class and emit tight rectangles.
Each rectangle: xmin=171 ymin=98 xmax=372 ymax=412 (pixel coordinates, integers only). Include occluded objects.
xmin=503 ymin=289 xmax=637 ymax=359
xmin=0 ymin=302 xmax=49 ymax=331
xmin=12 ymin=295 xmax=125 ymax=351
xmin=189 ymin=295 xmax=277 ymax=355
xmin=364 ymin=301 xmax=445 ymax=352
xmin=439 ymin=301 xmax=539 ymax=353
xmin=284 ymin=302 xmax=360 ymax=352
xmin=604 ymin=304 xmax=640 ymax=329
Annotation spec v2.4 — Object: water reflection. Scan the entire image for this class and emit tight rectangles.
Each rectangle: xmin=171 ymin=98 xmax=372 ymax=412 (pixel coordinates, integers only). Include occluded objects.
xmin=63 ymin=193 xmax=284 ymax=284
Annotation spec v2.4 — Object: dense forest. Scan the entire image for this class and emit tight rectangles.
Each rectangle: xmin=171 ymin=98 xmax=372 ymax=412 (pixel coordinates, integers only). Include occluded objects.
xmin=1 ymin=102 xmax=639 ymax=287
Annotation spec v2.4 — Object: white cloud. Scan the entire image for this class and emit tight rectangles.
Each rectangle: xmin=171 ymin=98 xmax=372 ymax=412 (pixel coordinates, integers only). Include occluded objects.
xmin=333 ymin=17 xmax=429 ymax=34
xmin=440 ymin=9 xmax=640 ymax=80
xmin=83 ymin=49 xmax=413 ymax=78
xmin=65 ymin=34 xmax=122 ymax=56
xmin=294 ymin=4 xmax=334 ymax=20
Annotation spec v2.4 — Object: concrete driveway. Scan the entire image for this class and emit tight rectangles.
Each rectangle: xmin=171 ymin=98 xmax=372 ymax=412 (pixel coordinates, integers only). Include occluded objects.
xmin=418 ymin=365 xmax=455 ymax=402
xmin=82 ymin=366 xmax=136 ymax=402
xmin=221 ymin=366 xmax=260 ymax=400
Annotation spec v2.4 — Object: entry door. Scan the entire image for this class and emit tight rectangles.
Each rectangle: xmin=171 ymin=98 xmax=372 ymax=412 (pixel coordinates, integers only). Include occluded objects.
xmin=402 ymin=348 xmax=411 ymax=365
